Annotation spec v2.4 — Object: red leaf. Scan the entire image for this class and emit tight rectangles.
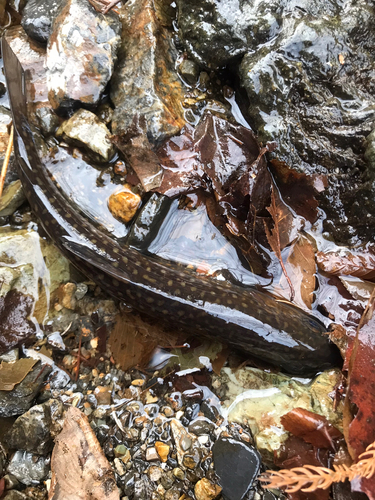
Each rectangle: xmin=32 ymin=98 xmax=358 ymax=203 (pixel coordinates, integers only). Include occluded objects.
xmin=281 ymin=408 xmax=342 ymax=451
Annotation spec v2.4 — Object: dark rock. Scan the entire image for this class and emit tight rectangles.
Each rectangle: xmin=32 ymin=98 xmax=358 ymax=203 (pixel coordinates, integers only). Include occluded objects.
xmin=176 ymin=0 xmax=282 ymax=68
xmin=21 ymin=0 xmax=62 ymax=43
xmin=6 ymin=399 xmax=64 ymax=455
xmin=238 ymin=0 xmax=375 ymax=244
xmin=134 ymin=475 xmax=153 ymax=500
xmin=0 ymin=361 xmax=52 ymax=417
xmin=212 ymin=436 xmax=260 ymax=500
xmin=110 ymin=0 xmax=186 ymax=145
xmin=0 ymin=181 xmax=26 ymax=217
xmin=188 ymin=418 xmax=215 ymax=436
xmin=7 ymin=451 xmax=49 ymax=485
xmin=47 ymin=0 xmax=121 ymax=111
xmin=178 ymin=59 xmax=199 ymax=86
xmin=200 ymin=401 xmax=219 ymax=422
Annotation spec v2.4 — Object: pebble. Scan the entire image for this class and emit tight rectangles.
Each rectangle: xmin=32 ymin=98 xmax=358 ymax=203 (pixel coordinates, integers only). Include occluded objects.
xmin=195 ymin=478 xmax=222 ymax=500
xmin=188 ymin=418 xmax=215 ymax=436
xmin=108 ymin=188 xmax=142 ymax=224
xmin=172 ymin=467 xmax=185 ymax=480
xmin=146 ymin=447 xmax=159 ymax=462
xmin=131 ymin=379 xmax=145 ymax=387
xmin=21 ymin=0 xmax=61 ymax=43
xmin=93 ymin=386 xmax=111 ymax=406
xmin=155 ymin=442 xmax=170 ymax=463
xmin=148 ymin=465 xmax=162 ymax=482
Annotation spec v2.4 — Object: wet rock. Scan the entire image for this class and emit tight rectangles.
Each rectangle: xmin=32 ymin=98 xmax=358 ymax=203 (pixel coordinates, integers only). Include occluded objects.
xmin=176 ymin=0 xmax=281 ymax=68
xmin=212 ymin=436 xmax=260 ymax=500
xmin=21 ymin=0 xmax=62 ymax=43
xmin=4 ymin=26 xmax=58 ymax=135
xmin=194 ymin=478 xmax=222 ymax=500
xmin=238 ymin=0 xmax=375 ymax=244
xmin=154 ymin=441 xmax=170 ymax=463
xmin=110 ymin=0 xmax=185 ymax=145
xmin=178 ymin=59 xmax=199 ymax=86
xmin=47 ymin=0 xmax=121 ymax=111
xmin=108 ymin=187 xmax=142 ymax=224
xmin=0 ymin=361 xmax=52 ymax=417
xmin=0 ymin=181 xmax=26 ymax=217
xmin=188 ymin=418 xmax=215 ymax=436
xmin=7 ymin=451 xmax=49 ymax=485
xmin=170 ymin=419 xmax=200 ymax=467
xmin=56 ymin=109 xmax=115 ymax=162
xmin=146 ymin=447 xmax=159 ymax=462
xmin=6 ymin=399 xmax=64 ymax=454
xmin=148 ymin=465 xmax=162 ymax=482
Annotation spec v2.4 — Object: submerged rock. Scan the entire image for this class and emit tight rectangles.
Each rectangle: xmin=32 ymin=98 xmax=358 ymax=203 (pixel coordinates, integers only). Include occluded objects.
xmin=47 ymin=0 xmax=121 ymax=111
xmin=21 ymin=0 xmax=62 ymax=44
xmin=110 ymin=0 xmax=185 ymax=145
xmin=6 ymin=399 xmax=64 ymax=455
xmin=56 ymin=109 xmax=115 ymax=162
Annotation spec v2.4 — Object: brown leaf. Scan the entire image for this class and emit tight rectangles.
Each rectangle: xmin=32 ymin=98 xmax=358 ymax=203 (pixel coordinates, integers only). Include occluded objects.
xmin=346 ymin=290 xmax=375 ymax=460
xmin=270 ymin=159 xmax=326 ymax=224
xmin=281 ymin=408 xmax=342 ymax=451
xmin=49 ymin=407 xmax=119 ymax=500
xmin=317 ymin=248 xmax=375 ymax=281
xmin=112 ymin=115 xmax=163 ymax=192
xmin=109 ymin=313 xmax=180 ymax=371
xmin=264 ymin=185 xmax=295 ymax=301
xmin=211 ymin=346 xmax=230 ymax=376
xmin=0 ymin=358 xmax=38 ymax=391
xmin=275 ymin=235 xmax=316 ymax=309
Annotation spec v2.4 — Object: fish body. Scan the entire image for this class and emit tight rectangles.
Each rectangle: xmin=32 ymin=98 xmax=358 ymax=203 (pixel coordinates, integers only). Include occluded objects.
xmin=2 ymin=36 xmax=341 ymax=376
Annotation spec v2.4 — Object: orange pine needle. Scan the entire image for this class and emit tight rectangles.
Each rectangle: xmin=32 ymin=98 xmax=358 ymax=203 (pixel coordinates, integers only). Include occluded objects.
xmin=259 ymin=440 xmax=375 ymax=493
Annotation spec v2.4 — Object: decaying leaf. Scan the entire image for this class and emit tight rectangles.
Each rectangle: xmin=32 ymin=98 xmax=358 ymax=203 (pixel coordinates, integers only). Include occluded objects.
xmin=274 ymin=235 xmax=316 ymax=309
xmin=270 ymin=159 xmax=326 ymax=224
xmin=264 ymin=186 xmax=295 ymax=301
xmin=339 ymin=276 xmax=375 ymax=305
xmin=317 ymin=248 xmax=375 ymax=280
xmin=49 ymin=406 xmax=120 ymax=500
xmin=0 ymin=358 xmax=37 ymax=391
xmin=109 ymin=312 xmax=181 ymax=371
xmin=281 ymin=408 xmax=342 ymax=452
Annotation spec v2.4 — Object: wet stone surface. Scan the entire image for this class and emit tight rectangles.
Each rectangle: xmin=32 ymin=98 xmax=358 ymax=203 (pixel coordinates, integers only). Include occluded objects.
xmin=7 ymin=451 xmax=50 ymax=486
xmin=0 ymin=361 xmax=52 ymax=417
xmin=110 ymin=0 xmax=186 ymax=145
xmin=47 ymin=0 xmax=121 ymax=111
xmin=21 ymin=0 xmax=62 ymax=44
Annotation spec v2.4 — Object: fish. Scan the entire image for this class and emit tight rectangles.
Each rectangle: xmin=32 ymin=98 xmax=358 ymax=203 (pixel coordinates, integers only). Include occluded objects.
xmin=2 ymin=35 xmax=341 ymax=376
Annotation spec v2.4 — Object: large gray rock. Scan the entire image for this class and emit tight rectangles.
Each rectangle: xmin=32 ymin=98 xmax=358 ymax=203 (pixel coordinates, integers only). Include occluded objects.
xmin=47 ymin=0 xmax=121 ymax=111
xmin=6 ymin=399 xmax=64 ymax=455
xmin=22 ymin=0 xmax=62 ymax=43
xmin=110 ymin=0 xmax=186 ymax=145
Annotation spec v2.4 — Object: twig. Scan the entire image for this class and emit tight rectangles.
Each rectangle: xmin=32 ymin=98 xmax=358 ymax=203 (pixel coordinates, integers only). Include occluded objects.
xmin=74 ymin=332 xmax=83 ymax=382
xmin=0 ymin=124 xmax=13 ymax=199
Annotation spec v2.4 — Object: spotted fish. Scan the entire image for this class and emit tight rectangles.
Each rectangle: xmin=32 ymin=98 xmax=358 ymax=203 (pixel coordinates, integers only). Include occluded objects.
xmin=2 ymin=36 xmax=341 ymax=376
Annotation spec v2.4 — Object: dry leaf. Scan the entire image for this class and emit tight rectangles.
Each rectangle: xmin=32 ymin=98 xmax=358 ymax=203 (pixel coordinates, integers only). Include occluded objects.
xmin=0 ymin=358 xmax=38 ymax=391
xmin=49 ymin=407 xmax=119 ymax=500
xmin=211 ymin=346 xmax=230 ymax=375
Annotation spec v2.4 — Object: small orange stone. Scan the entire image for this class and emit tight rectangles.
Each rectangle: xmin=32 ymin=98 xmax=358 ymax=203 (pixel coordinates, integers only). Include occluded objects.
xmin=108 ymin=186 xmax=141 ymax=223
xmin=194 ymin=478 xmax=222 ymax=500
xmin=155 ymin=441 xmax=170 ymax=463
